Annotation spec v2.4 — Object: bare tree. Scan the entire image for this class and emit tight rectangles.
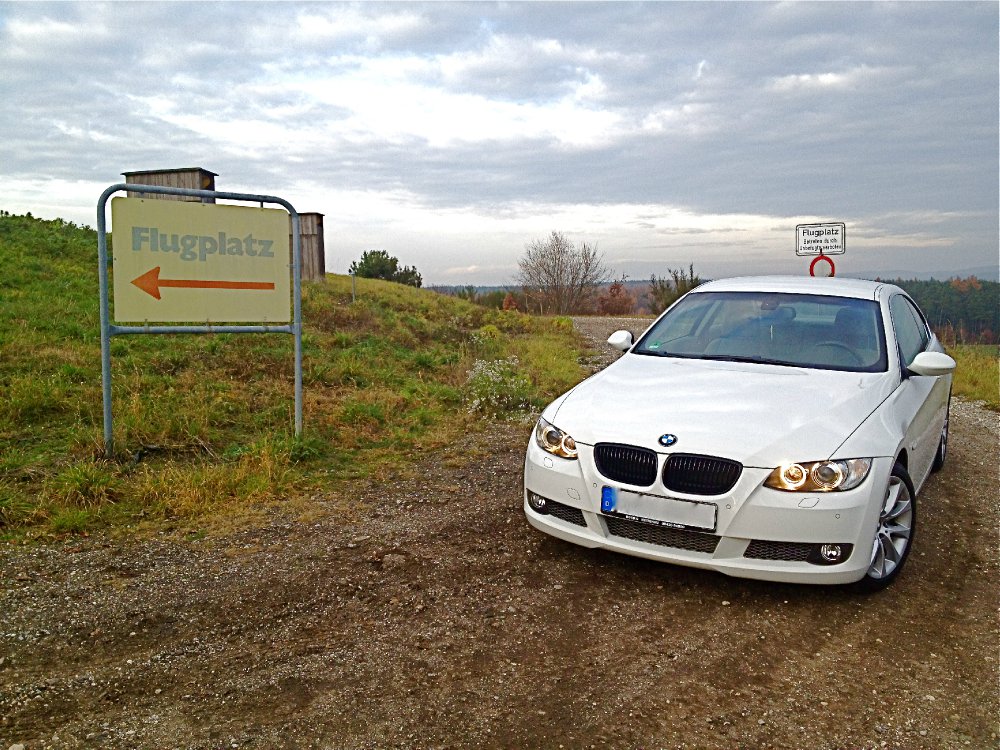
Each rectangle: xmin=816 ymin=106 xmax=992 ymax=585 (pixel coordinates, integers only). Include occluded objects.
xmin=516 ymin=231 xmax=611 ymax=315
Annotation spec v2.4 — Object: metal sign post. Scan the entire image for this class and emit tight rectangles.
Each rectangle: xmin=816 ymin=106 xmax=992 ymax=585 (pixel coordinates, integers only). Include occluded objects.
xmin=97 ymin=183 xmax=303 ymax=458
xmin=796 ymin=222 xmax=845 ymax=277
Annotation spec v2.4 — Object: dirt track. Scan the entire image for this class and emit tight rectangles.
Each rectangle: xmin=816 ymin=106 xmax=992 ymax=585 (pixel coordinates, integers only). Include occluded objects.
xmin=2 ymin=318 xmax=998 ymax=750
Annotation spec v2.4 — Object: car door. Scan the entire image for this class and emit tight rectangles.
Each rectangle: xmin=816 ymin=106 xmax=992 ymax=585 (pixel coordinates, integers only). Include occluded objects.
xmin=888 ymin=294 xmax=949 ymax=490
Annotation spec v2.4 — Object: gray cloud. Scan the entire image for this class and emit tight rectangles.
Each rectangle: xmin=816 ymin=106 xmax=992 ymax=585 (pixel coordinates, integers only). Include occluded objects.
xmin=1 ymin=1 xmax=996 ymax=283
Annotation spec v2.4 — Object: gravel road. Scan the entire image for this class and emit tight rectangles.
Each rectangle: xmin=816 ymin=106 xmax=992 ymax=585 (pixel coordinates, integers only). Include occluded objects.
xmin=2 ymin=317 xmax=997 ymax=750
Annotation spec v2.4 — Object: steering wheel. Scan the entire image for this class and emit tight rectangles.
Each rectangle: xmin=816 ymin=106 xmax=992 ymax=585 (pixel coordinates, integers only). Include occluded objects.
xmin=812 ymin=341 xmax=862 ymax=365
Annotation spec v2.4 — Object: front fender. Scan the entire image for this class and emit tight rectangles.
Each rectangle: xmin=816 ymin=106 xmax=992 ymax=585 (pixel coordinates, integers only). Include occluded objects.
xmin=833 ymin=388 xmax=904 ymax=463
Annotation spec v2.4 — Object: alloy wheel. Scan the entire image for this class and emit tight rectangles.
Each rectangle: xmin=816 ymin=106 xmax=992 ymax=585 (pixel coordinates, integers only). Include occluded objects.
xmin=867 ymin=475 xmax=914 ymax=580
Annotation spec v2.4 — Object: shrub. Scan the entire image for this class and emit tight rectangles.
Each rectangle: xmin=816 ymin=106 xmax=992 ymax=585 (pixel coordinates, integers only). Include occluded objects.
xmin=464 ymin=357 xmax=534 ymax=418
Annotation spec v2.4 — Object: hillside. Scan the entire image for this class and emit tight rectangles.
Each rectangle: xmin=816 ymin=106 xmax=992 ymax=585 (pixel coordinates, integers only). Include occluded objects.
xmin=0 ymin=212 xmax=587 ymax=535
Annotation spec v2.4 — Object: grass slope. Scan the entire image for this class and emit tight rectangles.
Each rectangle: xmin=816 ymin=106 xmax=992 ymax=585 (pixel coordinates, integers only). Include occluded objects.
xmin=0 ymin=212 xmax=586 ymax=536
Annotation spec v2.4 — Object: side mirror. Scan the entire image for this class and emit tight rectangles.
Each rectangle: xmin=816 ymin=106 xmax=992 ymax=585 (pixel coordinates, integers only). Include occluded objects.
xmin=908 ymin=351 xmax=956 ymax=377
xmin=607 ymin=330 xmax=634 ymax=352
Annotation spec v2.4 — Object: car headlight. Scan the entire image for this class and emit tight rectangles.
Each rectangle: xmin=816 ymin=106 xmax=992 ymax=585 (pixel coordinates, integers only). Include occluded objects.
xmin=765 ymin=458 xmax=872 ymax=492
xmin=534 ymin=418 xmax=578 ymax=460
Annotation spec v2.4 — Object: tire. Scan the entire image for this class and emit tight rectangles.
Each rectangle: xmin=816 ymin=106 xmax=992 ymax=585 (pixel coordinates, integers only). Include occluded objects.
xmin=852 ymin=463 xmax=916 ymax=593
xmin=930 ymin=396 xmax=950 ymax=473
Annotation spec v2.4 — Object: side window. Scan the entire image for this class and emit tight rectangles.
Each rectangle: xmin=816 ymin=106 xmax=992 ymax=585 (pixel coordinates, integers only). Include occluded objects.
xmin=889 ymin=295 xmax=927 ymax=366
xmin=909 ymin=299 xmax=932 ymax=349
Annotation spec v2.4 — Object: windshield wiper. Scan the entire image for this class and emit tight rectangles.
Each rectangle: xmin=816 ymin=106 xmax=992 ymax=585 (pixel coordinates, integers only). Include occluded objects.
xmin=635 ymin=350 xmax=701 ymax=359
xmin=698 ymin=354 xmax=790 ymax=366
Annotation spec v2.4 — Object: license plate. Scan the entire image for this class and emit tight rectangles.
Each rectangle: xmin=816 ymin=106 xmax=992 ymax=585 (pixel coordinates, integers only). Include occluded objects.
xmin=601 ymin=486 xmax=717 ymax=532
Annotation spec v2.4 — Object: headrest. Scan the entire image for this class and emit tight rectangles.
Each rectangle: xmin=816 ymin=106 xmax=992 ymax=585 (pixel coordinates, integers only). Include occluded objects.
xmin=835 ymin=307 xmax=867 ymax=328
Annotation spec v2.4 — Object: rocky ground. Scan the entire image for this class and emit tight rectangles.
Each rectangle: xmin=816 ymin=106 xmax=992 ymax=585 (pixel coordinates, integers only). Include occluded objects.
xmin=2 ymin=318 xmax=997 ymax=750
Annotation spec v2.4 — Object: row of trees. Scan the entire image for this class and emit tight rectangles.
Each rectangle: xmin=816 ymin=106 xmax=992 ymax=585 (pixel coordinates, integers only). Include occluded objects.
xmin=352 ymin=238 xmax=997 ymax=342
xmin=350 ymin=233 xmax=701 ymax=315
xmin=894 ymin=277 xmax=998 ymax=344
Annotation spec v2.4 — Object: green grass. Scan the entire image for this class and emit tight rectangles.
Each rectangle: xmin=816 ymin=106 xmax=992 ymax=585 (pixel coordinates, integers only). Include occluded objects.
xmin=948 ymin=345 xmax=999 ymax=410
xmin=0 ymin=212 xmax=590 ymax=537
xmin=7 ymin=210 xmax=992 ymax=538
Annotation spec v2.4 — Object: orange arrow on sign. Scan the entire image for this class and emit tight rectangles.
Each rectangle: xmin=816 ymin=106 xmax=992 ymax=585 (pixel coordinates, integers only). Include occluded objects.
xmin=131 ymin=267 xmax=276 ymax=300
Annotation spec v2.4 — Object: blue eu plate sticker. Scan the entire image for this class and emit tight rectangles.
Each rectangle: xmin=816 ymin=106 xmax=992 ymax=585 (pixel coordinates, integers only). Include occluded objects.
xmin=601 ymin=486 xmax=617 ymax=513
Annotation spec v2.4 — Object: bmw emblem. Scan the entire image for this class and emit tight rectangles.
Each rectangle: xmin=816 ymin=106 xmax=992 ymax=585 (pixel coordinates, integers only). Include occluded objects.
xmin=658 ymin=434 xmax=678 ymax=447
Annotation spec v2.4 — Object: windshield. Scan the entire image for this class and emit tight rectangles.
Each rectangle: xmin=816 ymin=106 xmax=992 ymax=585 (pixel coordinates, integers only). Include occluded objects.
xmin=634 ymin=291 xmax=888 ymax=372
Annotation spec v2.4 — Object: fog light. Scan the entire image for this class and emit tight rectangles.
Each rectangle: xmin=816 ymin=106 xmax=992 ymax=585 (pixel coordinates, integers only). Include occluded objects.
xmin=527 ymin=491 xmax=549 ymax=514
xmin=819 ymin=544 xmax=843 ymax=562
xmin=807 ymin=543 xmax=853 ymax=565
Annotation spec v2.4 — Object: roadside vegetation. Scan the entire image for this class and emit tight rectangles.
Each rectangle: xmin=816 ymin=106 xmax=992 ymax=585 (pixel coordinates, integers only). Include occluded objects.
xmin=2 ymin=213 xmax=996 ymax=537
xmin=947 ymin=344 xmax=999 ymax=409
xmin=0 ymin=212 xmax=586 ymax=537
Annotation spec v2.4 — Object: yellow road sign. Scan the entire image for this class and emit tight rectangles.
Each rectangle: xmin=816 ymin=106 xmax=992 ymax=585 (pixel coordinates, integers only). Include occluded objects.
xmin=111 ymin=197 xmax=291 ymax=323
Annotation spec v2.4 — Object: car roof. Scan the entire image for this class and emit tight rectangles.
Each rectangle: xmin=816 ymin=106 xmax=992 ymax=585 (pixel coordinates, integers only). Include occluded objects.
xmin=692 ymin=275 xmax=900 ymax=301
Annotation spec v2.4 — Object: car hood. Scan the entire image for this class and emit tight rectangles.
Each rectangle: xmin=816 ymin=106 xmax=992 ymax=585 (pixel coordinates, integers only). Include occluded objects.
xmin=550 ymin=354 xmax=896 ymax=467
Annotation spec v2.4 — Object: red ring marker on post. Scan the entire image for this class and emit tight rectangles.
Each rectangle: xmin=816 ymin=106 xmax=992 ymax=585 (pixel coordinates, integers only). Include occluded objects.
xmin=810 ymin=254 xmax=836 ymax=277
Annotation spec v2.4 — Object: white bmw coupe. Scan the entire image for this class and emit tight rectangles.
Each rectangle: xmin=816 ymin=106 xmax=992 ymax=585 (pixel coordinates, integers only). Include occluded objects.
xmin=524 ymin=276 xmax=955 ymax=590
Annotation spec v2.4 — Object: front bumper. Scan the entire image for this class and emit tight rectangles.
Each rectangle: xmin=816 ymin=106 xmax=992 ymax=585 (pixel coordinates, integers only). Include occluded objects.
xmin=523 ymin=441 xmax=892 ymax=585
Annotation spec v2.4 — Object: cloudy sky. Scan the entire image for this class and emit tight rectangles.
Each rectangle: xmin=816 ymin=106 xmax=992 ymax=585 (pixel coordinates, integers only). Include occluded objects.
xmin=2 ymin=1 xmax=997 ymax=285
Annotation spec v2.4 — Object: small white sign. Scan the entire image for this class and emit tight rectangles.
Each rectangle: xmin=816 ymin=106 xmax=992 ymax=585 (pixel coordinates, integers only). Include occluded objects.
xmin=796 ymin=222 xmax=846 ymax=256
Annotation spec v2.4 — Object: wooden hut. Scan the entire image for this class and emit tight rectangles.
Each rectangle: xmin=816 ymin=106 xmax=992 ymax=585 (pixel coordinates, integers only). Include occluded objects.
xmin=122 ymin=168 xmax=217 ymax=202
xmin=122 ymin=167 xmax=325 ymax=280
xmin=292 ymin=213 xmax=326 ymax=281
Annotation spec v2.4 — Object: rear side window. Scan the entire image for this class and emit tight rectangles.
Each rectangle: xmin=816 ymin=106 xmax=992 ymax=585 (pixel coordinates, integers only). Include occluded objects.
xmin=890 ymin=295 xmax=929 ymax=367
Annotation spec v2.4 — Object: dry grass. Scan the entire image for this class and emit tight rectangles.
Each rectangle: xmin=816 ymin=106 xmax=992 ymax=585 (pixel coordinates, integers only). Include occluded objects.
xmin=0 ymin=213 xmax=589 ymax=537
xmin=948 ymin=345 xmax=999 ymax=410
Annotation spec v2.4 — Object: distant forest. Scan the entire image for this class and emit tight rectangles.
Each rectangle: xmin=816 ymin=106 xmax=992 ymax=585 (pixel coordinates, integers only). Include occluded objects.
xmin=434 ymin=276 xmax=999 ymax=345
xmin=891 ymin=277 xmax=998 ymax=345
